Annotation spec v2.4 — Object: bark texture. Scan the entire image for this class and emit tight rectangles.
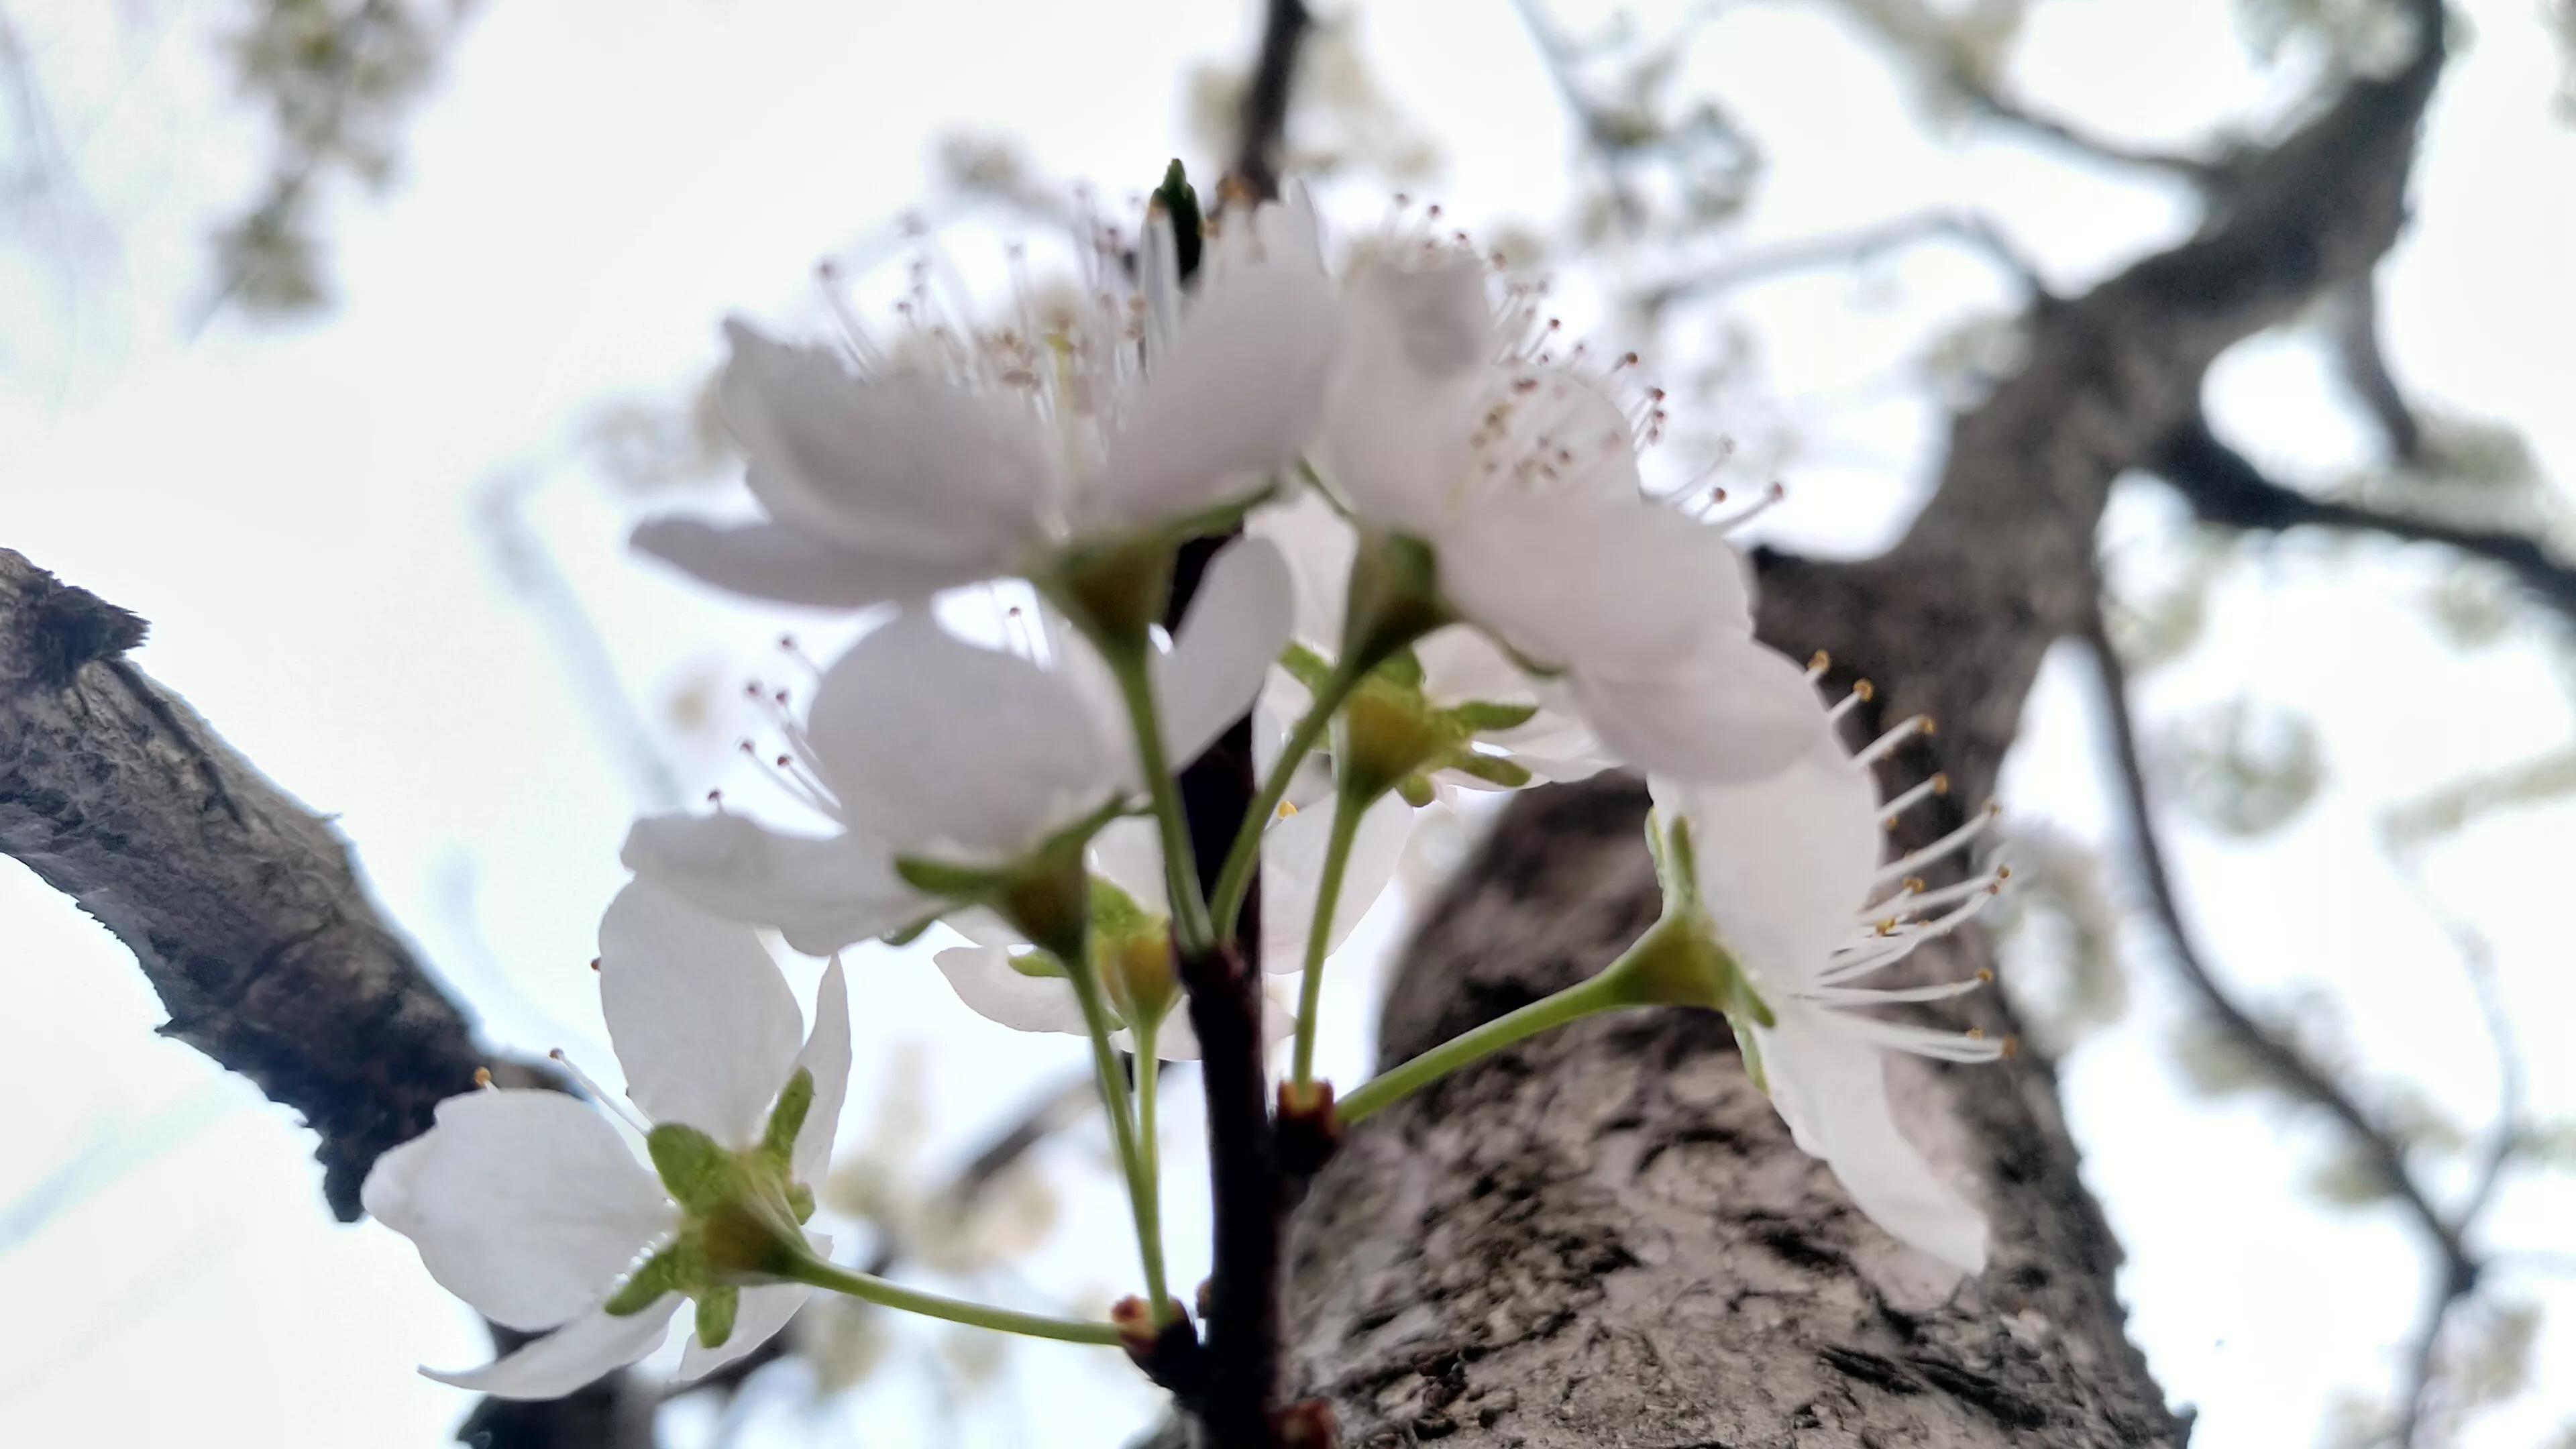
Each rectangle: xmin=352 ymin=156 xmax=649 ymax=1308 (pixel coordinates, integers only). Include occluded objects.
xmin=1281 ymin=7 xmax=2448 ymax=1444
xmin=0 ymin=549 xmax=486 ymax=1218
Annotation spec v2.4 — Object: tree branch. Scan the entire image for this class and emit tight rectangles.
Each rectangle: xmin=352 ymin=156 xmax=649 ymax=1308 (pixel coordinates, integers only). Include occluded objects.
xmin=2151 ymin=413 xmax=2576 ymax=628
xmin=1638 ymin=207 xmax=2049 ymax=311
xmin=0 ymin=547 xmax=484 ymax=1216
xmin=2328 ymin=280 xmax=2424 ymax=462
xmin=2080 ymin=612 xmax=2479 ymax=1307
xmin=1231 ymin=0 xmax=1311 ymax=198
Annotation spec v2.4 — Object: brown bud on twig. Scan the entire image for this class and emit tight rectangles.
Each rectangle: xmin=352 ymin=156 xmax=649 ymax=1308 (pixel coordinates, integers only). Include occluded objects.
xmin=1114 ymin=1295 xmax=1208 ymax=1397
xmin=1275 ymin=1078 xmax=1343 ymax=1181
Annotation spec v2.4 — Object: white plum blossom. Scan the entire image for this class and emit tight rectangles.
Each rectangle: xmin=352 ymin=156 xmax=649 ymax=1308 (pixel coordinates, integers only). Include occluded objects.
xmin=363 ymin=883 xmax=852 ymax=1397
xmin=622 ymin=537 xmax=1291 ymax=955
xmin=1307 ymin=236 xmax=1820 ymax=784
xmin=931 ymin=806 xmax=1409 ymax=1056
xmin=1648 ymin=671 xmax=2007 ymax=1277
xmin=633 ymin=194 xmax=1337 ymax=612
xmin=1253 ymin=488 xmax=1616 ymax=797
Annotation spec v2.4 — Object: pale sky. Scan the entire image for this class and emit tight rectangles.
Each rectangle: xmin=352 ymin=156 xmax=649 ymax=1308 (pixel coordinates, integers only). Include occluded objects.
xmin=1 ymin=1 xmax=2569 ymax=1446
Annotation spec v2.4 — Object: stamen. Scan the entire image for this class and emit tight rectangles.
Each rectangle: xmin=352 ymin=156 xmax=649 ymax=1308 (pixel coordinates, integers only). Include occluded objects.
xmin=1706 ymin=480 xmax=1788 ymax=535
xmin=472 ymin=1067 xmax=495 ymax=1090
xmin=1875 ymin=802 xmax=2000 ymax=883
xmin=1878 ymin=772 xmax=1949 ymax=824
xmin=549 ymin=1049 xmax=651 ymax=1134
xmin=1856 ymin=716 xmax=1932 ymax=766
xmin=1806 ymin=650 xmax=1831 ymax=681
xmin=1828 ymin=680 xmax=1874 ymax=724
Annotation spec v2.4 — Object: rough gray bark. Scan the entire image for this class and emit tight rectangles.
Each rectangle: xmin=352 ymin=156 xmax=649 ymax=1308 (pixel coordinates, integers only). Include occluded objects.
xmin=1281 ymin=5 xmax=2449 ymax=1444
xmin=0 ymin=549 xmax=486 ymax=1218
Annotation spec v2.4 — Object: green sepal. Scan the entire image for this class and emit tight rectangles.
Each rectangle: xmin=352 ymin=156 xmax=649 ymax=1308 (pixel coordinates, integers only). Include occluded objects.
xmin=1396 ymin=773 xmax=1436 ymax=808
xmin=1340 ymin=531 xmax=1451 ymax=677
xmin=1374 ymin=647 xmax=1426 ymax=692
xmin=698 ymin=1198 xmax=810 ymax=1279
xmin=1006 ymin=949 xmax=1071 ymax=980
xmin=1448 ymin=700 xmax=1542 ymax=733
xmin=1046 ymin=533 xmax=1177 ymax=650
xmin=604 ymin=1244 xmax=693 ymax=1316
xmin=787 ymin=1181 xmax=816 ymax=1224
xmin=695 ymin=1285 xmax=741 ymax=1348
xmin=1279 ymin=641 xmax=1338 ymax=694
xmin=896 ymin=855 xmax=1010 ymax=899
xmin=881 ymin=913 xmax=941 ymax=947
xmin=647 ymin=1124 xmax=733 ymax=1214
xmin=1153 ymin=158 xmax=1203 ymax=281
xmin=760 ymin=1068 xmax=814 ymax=1165
xmin=1733 ymin=1018 xmax=1770 ymax=1093
xmin=1451 ymin=753 xmax=1533 ymax=789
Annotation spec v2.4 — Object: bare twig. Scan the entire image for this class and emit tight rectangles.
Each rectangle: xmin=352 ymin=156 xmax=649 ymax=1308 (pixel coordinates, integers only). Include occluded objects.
xmin=2080 ymin=612 xmax=2479 ymax=1297
xmin=1954 ymin=85 xmax=2228 ymax=185
xmin=1639 ymin=207 xmax=2048 ymax=311
xmin=2328 ymin=280 xmax=2424 ymax=462
xmin=474 ymin=470 xmax=686 ymax=812
xmin=2152 ymin=415 xmax=2576 ymax=628
xmin=1232 ymin=0 xmax=1311 ymax=198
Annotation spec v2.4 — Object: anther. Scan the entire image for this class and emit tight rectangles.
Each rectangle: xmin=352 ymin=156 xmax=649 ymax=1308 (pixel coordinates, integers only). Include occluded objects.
xmin=472 ymin=1067 xmax=494 ymax=1089
xmin=1976 ymin=968 xmax=1996 ymax=983
xmin=1277 ymin=800 xmax=1299 ymax=818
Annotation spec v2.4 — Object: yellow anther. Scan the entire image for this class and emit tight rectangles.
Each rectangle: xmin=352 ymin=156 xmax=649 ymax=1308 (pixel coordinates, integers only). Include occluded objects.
xmin=1994 ymin=864 xmax=2012 ymax=881
xmin=472 ymin=1067 xmax=494 ymax=1089
xmin=1930 ymin=773 xmax=1951 ymax=796
xmin=1976 ymin=967 xmax=1996 ymax=983
xmin=1902 ymin=875 xmax=1927 ymax=894
xmin=2000 ymin=1035 xmax=2023 ymax=1059
xmin=1853 ymin=680 xmax=1875 ymax=702
xmin=1966 ymin=1027 xmax=1987 ymax=1040
xmin=1277 ymin=800 xmax=1299 ymax=819
xmin=1809 ymin=650 xmax=1831 ymax=672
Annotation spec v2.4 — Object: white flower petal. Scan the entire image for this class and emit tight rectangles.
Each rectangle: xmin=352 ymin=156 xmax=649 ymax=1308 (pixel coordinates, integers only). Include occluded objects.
xmin=1261 ymin=792 xmax=1414 ymax=974
xmin=1440 ymin=497 xmax=1753 ymax=674
xmin=934 ymin=946 xmax=1090 ymax=1037
xmin=1757 ymin=1012 xmax=1987 ymax=1276
xmin=1575 ymin=638 xmax=1825 ymax=785
xmin=1650 ymin=729 xmax=1881 ymax=992
xmin=599 ymin=882 xmax=808 ymax=1147
xmin=1248 ymin=487 xmax=1356 ymax=650
xmin=1322 ymin=255 xmax=1493 ymax=530
xmin=718 ymin=321 xmax=1051 ymax=561
xmin=1089 ymin=817 xmax=1171 ymax=919
xmin=426 ymin=1299 xmax=679 ymax=1399
xmin=629 ymin=517 xmax=994 ymax=611
xmin=1163 ymin=535 xmax=1295 ymax=769
xmin=1098 ymin=265 xmax=1340 ymax=526
xmin=621 ymin=813 xmax=925 ymax=957
xmin=674 ymin=1232 xmax=830 ymax=1384
xmin=792 ymin=960 xmax=853 ymax=1186
xmin=362 ymin=1089 xmax=675 ymax=1332
xmin=806 ymin=613 xmax=1112 ymax=858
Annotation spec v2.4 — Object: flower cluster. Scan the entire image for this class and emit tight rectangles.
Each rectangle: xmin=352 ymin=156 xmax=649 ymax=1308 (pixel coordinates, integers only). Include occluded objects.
xmin=368 ymin=169 xmax=2010 ymax=1400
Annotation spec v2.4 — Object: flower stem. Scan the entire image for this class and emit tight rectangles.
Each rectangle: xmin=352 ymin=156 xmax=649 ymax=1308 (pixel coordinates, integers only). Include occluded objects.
xmin=1338 ymin=964 xmax=1642 ymax=1127
xmin=1209 ymin=663 xmax=1360 ymax=940
xmin=1065 ymin=962 xmax=1173 ymax=1323
xmin=1134 ymin=1015 xmax=1170 ymax=1318
xmin=1289 ymin=785 xmax=1368 ymax=1091
xmin=778 ymin=1254 xmax=1124 ymax=1346
xmin=1104 ymin=647 xmax=1214 ymax=955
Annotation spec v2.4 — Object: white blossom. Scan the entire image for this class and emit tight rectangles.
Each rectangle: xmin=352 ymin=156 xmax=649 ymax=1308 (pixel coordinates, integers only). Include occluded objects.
xmin=622 ymin=537 xmax=1291 ymax=954
xmin=363 ymin=883 xmax=852 ymax=1397
xmin=1649 ymin=674 xmax=2007 ymax=1275
xmin=1253 ymin=488 xmax=1617 ymax=796
xmin=634 ymin=197 xmax=1336 ymax=612
xmin=1306 ymin=233 xmax=1819 ymax=783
